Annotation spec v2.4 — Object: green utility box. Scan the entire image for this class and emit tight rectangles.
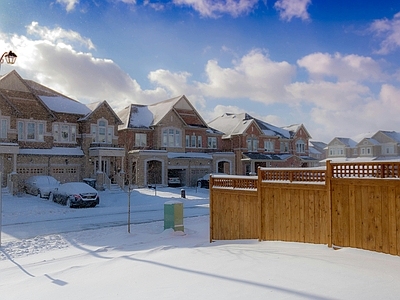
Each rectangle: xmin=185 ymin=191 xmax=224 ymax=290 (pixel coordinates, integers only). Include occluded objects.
xmin=164 ymin=200 xmax=184 ymax=232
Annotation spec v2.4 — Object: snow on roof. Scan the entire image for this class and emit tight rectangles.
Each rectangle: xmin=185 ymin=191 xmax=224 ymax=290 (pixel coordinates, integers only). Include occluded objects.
xmin=336 ymin=137 xmax=357 ymax=147
xmin=208 ymin=113 xmax=290 ymax=139
xmin=129 ymin=105 xmax=153 ymax=128
xmin=40 ymin=96 xmax=91 ymax=115
xmin=382 ymin=131 xmax=400 ymax=143
xmin=19 ymin=147 xmax=84 ymax=156
xmin=148 ymin=96 xmax=181 ymax=125
xmin=167 ymin=152 xmax=213 ymax=159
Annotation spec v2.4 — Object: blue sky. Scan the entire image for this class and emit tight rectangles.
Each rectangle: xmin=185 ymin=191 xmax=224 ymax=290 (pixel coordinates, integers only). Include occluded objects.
xmin=1 ymin=0 xmax=400 ymax=142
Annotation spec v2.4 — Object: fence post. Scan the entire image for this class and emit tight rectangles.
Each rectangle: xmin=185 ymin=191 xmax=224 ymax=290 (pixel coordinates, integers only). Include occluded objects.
xmin=209 ymin=175 xmax=214 ymax=243
xmin=257 ymin=167 xmax=262 ymax=241
xmin=326 ymin=160 xmax=332 ymax=248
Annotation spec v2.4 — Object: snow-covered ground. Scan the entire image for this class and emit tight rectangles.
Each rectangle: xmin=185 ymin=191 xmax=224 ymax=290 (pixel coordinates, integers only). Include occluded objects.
xmin=1 ymin=187 xmax=400 ymax=300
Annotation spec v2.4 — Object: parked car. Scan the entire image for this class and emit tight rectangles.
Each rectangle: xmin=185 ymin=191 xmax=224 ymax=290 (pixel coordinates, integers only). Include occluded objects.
xmin=168 ymin=177 xmax=181 ymax=187
xmin=24 ymin=175 xmax=60 ymax=198
xmin=49 ymin=182 xmax=100 ymax=208
xmin=196 ymin=173 xmax=226 ymax=189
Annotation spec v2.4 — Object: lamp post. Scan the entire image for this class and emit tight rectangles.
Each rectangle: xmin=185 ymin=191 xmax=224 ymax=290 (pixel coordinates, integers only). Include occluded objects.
xmin=0 ymin=51 xmax=17 ymax=247
xmin=0 ymin=50 xmax=17 ymax=69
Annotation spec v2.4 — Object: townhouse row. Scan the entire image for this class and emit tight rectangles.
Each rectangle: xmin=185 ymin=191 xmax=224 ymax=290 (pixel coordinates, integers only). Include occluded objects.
xmin=0 ymin=70 xmax=318 ymax=194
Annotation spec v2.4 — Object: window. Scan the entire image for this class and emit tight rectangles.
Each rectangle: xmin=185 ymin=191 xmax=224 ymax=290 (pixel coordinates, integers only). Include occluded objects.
xmin=280 ymin=141 xmax=289 ymax=152
xmin=0 ymin=118 xmax=8 ymax=138
xmin=27 ymin=122 xmax=35 ymax=140
xmin=18 ymin=120 xmax=46 ymax=141
xmin=247 ymin=137 xmax=258 ymax=152
xmin=91 ymin=119 xmax=114 ymax=144
xmin=135 ymin=133 xmax=147 ymax=147
xmin=191 ymin=135 xmax=196 ymax=148
xmin=162 ymin=128 xmax=181 ymax=147
xmin=185 ymin=135 xmax=190 ymax=147
xmin=208 ymin=137 xmax=217 ymax=149
xmin=296 ymin=140 xmax=305 ymax=153
xmin=264 ymin=140 xmax=274 ymax=152
xmin=197 ymin=136 xmax=202 ymax=148
xmin=53 ymin=123 xmax=76 ymax=143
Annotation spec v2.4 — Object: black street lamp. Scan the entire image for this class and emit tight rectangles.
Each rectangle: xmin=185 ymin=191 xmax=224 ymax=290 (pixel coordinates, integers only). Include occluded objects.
xmin=0 ymin=50 xmax=17 ymax=66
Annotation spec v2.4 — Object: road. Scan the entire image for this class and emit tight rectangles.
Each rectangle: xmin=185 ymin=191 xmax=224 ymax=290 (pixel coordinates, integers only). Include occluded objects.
xmin=1 ymin=188 xmax=210 ymax=242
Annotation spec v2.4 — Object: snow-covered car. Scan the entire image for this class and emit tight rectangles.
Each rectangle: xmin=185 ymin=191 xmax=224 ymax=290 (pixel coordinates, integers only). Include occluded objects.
xmin=49 ymin=182 xmax=100 ymax=208
xmin=196 ymin=173 xmax=226 ymax=189
xmin=24 ymin=175 xmax=60 ymax=198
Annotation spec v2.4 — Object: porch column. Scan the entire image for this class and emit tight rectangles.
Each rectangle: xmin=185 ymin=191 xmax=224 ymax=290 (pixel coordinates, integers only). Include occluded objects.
xmin=12 ymin=153 xmax=17 ymax=173
xmin=97 ymin=155 xmax=102 ymax=173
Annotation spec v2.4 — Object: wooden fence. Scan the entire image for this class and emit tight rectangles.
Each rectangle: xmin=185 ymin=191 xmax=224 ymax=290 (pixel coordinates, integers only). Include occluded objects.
xmin=209 ymin=161 xmax=400 ymax=256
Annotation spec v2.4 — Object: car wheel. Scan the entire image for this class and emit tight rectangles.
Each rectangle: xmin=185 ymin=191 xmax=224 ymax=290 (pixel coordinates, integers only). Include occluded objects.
xmin=49 ymin=192 xmax=54 ymax=202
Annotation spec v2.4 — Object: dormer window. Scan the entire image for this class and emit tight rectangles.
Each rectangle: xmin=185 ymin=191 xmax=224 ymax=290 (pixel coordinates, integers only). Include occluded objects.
xmin=296 ymin=139 xmax=305 ymax=153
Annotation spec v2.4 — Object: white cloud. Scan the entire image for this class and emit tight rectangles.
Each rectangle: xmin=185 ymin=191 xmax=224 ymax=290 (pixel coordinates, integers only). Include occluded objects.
xmin=56 ymin=0 xmax=79 ymax=12
xmin=26 ymin=22 xmax=95 ymax=50
xmin=6 ymin=24 xmax=167 ymax=112
xmin=370 ymin=12 xmax=400 ymax=54
xmin=297 ymin=52 xmax=387 ymax=82
xmin=274 ymin=0 xmax=311 ymax=22
xmin=197 ymin=49 xmax=295 ymax=103
xmin=173 ymin=0 xmax=258 ymax=18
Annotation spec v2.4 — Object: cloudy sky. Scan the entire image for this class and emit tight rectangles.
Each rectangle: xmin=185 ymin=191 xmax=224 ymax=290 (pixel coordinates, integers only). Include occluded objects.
xmin=1 ymin=0 xmax=400 ymax=142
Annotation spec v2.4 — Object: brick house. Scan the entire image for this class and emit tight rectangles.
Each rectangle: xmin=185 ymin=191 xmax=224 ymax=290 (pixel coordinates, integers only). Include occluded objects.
xmin=0 ymin=70 xmax=125 ymax=193
xmin=117 ymin=95 xmax=235 ymax=187
xmin=207 ymin=113 xmax=318 ymax=175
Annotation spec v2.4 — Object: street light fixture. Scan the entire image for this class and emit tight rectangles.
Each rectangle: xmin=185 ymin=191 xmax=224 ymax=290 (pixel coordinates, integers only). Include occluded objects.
xmin=0 ymin=50 xmax=17 ymax=66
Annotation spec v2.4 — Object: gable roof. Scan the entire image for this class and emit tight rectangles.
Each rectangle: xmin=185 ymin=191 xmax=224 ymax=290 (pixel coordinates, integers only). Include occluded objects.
xmin=208 ymin=112 xmax=290 ymax=139
xmin=282 ymin=124 xmax=312 ymax=139
xmin=329 ymin=137 xmax=357 ymax=147
xmin=379 ymin=131 xmax=400 ymax=143
xmin=118 ymin=95 xmax=208 ymax=130
xmin=0 ymin=70 xmax=56 ymax=119
xmin=79 ymin=100 xmax=123 ymax=124
xmin=26 ymin=79 xmax=92 ymax=116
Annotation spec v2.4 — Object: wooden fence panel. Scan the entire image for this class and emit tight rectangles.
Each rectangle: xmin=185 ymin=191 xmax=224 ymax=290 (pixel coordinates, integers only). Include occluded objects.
xmin=259 ymin=182 xmax=329 ymax=245
xmin=210 ymin=188 xmax=258 ymax=240
xmin=210 ymin=162 xmax=400 ymax=256
xmin=331 ymin=179 xmax=400 ymax=255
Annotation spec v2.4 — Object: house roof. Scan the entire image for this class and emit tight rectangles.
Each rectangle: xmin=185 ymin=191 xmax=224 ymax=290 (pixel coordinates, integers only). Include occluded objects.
xmin=118 ymin=95 xmax=209 ymax=130
xmin=208 ymin=112 xmax=290 ymax=139
xmin=329 ymin=137 xmax=357 ymax=148
xmin=380 ymin=131 xmax=400 ymax=143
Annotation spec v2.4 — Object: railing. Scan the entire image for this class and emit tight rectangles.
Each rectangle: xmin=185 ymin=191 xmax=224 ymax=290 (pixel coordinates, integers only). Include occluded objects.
xmin=211 ymin=175 xmax=258 ymax=190
xmin=259 ymin=168 xmax=326 ymax=182
xmin=331 ymin=162 xmax=400 ymax=178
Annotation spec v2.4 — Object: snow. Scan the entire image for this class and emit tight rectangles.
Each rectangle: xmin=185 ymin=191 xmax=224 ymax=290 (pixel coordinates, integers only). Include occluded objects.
xmin=1 ymin=187 xmax=400 ymax=299
xmin=39 ymin=96 xmax=92 ymax=115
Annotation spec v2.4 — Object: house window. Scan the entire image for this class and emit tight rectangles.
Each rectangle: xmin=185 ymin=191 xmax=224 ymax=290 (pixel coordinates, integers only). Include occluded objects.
xmin=92 ymin=120 xmax=114 ymax=144
xmin=185 ymin=135 xmax=190 ymax=147
xmin=53 ymin=123 xmax=76 ymax=143
xmin=208 ymin=137 xmax=217 ymax=149
xmin=247 ymin=137 xmax=258 ymax=152
xmin=296 ymin=140 xmax=305 ymax=153
xmin=162 ymin=128 xmax=181 ymax=148
xmin=264 ymin=140 xmax=274 ymax=152
xmin=0 ymin=118 xmax=7 ymax=138
xmin=197 ymin=136 xmax=202 ymax=148
xmin=280 ymin=141 xmax=289 ymax=152
xmin=18 ymin=120 xmax=45 ymax=141
xmin=191 ymin=135 xmax=196 ymax=148
xmin=27 ymin=122 xmax=35 ymax=140
xmin=135 ymin=133 xmax=147 ymax=147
